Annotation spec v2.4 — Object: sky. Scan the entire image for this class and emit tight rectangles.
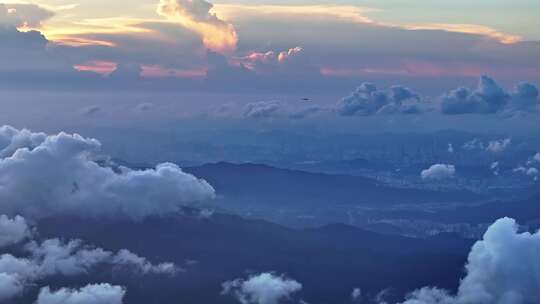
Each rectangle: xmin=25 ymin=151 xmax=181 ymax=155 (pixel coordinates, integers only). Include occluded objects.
xmin=0 ymin=0 xmax=539 ymax=135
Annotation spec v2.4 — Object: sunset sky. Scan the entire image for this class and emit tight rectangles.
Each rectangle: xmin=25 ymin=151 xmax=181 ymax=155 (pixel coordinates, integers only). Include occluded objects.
xmin=1 ymin=0 xmax=539 ymax=133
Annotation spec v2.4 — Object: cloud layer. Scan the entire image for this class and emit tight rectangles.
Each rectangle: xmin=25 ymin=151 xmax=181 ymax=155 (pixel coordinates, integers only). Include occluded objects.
xmin=441 ymin=76 xmax=540 ymax=115
xmin=0 ymin=126 xmax=215 ymax=220
xmin=0 ymin=215 xmax=176 ymax=302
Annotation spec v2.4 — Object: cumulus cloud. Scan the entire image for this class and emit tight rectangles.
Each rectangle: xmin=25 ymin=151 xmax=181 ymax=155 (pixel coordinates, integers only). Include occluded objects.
xmin=36 ymin=283 xmax=125 ymax=304
xmin=514 ymin=166 xmax=539 ymax=181
xmin=421 ymin=164 xmax=456 ymax=180
xmin=441 ymin=76 xmax=539 ymax=115
xmin=157 ymin=0 xmax=238 ymax=52
xmin=236 ymin=47 xmax=304 ymax=73
xmin=336 ymin=83 xmax=422 ymax=116
xmin=0 ymin=272 xmax=23 ymax=302
xmin=509 ymin=82 xmax=540 ymax=112
xmin=399 ymin=218 xmax=540 ymax=304
xmin=243 ymin=101 xmax=282 ymax=119
xmin=0 ymin=215 xmax=31 ymax=247
xmin=0 ymin=3 xmax=54 ymax=29
xmin=0 ymin=215 xmax=176 ymax=301
xmin=0 ymin=125 xmax=215 ymax=220
xmin=222 ymin=273 xmax=302 ymax=304
xmin=486 ymin=138 xmax=511 ymax=153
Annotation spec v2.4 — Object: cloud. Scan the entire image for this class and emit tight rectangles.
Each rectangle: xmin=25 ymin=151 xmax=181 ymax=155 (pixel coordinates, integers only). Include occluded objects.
xmin=0 ymin=3 xmax=54 ymax=29
xmin=486 ymin=138 xmax=511 ymax=153
xmin=222 ymin=273 xmax=302 ymax=304
xmin=36 ymin=283 xmax=125 ymax=304
xmin=514 ymin=166 xmax=539 ymax=180
xmin=441 ymin=76 xmax=539 ymax=115
xmin=510 ymin=82 xmax=540 ymax=112
xmin=421 ymin=164 xmax=456 ymax=180
xmin=243 ymin=101 xmax=282 ymax=119
xmin=533 ymin=153 xmax=540 ymax=163
xmin=234 ymin=47 xmax=304 ymax=73
xmin=336 ymin=83 xmax=423 ymax=116
xmin=25 ymin=238 xmax=178 ymax=277
xmin=491 ymin=162 xmax=500 ymax=176
xmin=0 ymin=215 xmax=31 ymax=247
xmin=157 ymin=0 xmax=238 ymax=53
xmin=0 ymin=215 xmax=177 ymax=301
xmin=0 ymin=272 xmax=23 ymax=302
xmin=463 ymin=138 xmax=512 ymax=153
xmin=80 ymin=105 xmax=102 ymax=117
xmin=351 ymin=288 xmax=362 ymax=302
xmin=399 ymin=217 xmax=540 ymax=304
xmin=0 ymin=126 xmax=215 ymax=220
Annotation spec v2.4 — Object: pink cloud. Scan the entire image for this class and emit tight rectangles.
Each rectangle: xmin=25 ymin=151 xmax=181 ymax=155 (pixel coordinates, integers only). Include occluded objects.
xmin=73 ymin=60 xmax=118 ymax=76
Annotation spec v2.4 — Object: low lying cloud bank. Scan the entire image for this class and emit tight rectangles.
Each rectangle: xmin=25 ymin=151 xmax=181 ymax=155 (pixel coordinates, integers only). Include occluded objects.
xmin=441 ymin=76 xmax=540 ymax=115
xmin=0 ymin=125 xmax=215 ymax=220
xmin=333 ymin=75 xmax=538 ymax=119
xmin=398 ymin=217 xmax=540 ymax=304
xmin=337 ymin=83 xmax=423 ymax=116
xmin=222 ymin=272 xmax=302 ymax=304
xmin=0 ymin=215 xmax=176 ymax=302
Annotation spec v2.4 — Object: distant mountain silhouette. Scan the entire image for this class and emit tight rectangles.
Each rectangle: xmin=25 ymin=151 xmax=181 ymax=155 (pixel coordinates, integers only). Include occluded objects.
xmin=186 ymin=162 xmax=483 ymax=207
xmin=32 ymin=211 xmax=472 ymax=304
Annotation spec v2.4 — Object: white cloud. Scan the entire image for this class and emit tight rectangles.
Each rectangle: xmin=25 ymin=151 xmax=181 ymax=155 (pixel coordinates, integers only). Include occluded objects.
xmin=0 ymin=125 xmax=215 ymax=220
xmin=0 ymin=272 xmax=23 ymax=302
xmin=0 ymin=215 xmax=31 ymax=247
xmin=421 ymin=164 xmax=456 ymax=181
xmin=222 ymin=273 xmax=302 ymax=304
xmin=399 ymin=218 xmax=540 ymax=304
xmin=25 ymin=238 xmax=178 ymax=277
xmin=0 ymin=215 xmax=177 ymax=301
xmin=36 ymin=283 xmax=125 ymax=304
xmin=486 ymin=138 xmax=511 ymax=153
